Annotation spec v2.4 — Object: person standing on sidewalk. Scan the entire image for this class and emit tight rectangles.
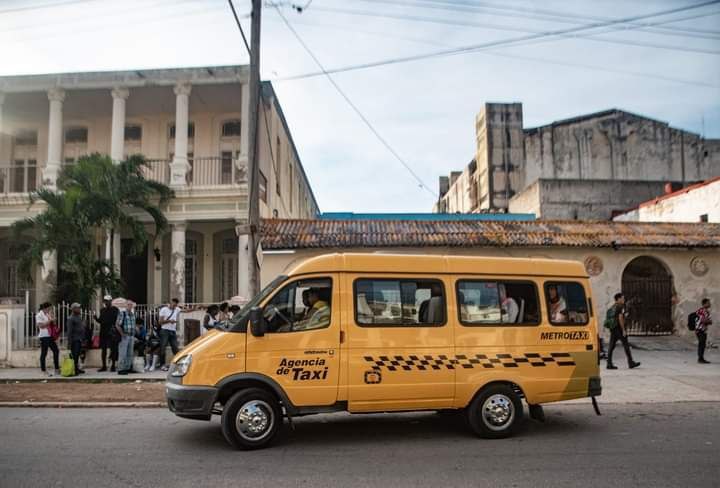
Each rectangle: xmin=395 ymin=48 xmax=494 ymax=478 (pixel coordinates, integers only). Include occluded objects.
xmin=605 ymin=293 xmax=641 ymax=370
xmin=66 ymin=303 xmax=87 ymax=375
xmin=94 ymin=295 xmax=119 ymax=372
xmin=158 ymin=298 xmax=182 ymax=371
xmin=115 ymin=299 xmax=136 ymax=375
xmin=37 ymin=302 xmax=60 ymax=377
xmin=695 ymin=298 xmax=712 ymax=364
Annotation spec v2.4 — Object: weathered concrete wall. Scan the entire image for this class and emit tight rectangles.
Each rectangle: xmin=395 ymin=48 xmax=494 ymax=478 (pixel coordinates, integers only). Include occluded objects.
xmin=262 ymin=246 xmax=719 ymax=341
xmin=509 ymin=179 xmax=671 ymax=220
xmin=507 ymin=179 xmax=541 ymax=217
xmin=434 ymin=161 xmax=477 ymax=213
xmin=437 ymin=104 xmax=720 ymax=214
xmin=477 ymin=103 xmax=524 ymax=210
xmin=523 ymin=111 xmax=720 ymax=186
xmin=615 ymin=179 xmax=720 ymax=223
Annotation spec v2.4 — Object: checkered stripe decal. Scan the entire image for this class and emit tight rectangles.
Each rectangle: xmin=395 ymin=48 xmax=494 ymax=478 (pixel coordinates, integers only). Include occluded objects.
xmin=363 ymin=353 xmax=575 ymax=371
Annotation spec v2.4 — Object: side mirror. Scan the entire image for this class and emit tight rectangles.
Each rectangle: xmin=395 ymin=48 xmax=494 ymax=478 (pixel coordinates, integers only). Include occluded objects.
xmin=249 ymin=307 xmax=266 ymax=337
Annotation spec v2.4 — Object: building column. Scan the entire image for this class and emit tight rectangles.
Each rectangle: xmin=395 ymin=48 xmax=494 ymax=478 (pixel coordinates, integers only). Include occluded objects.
xmin=44 ymin=88 xmax=65 ymax=189
xmin=235 ymin=222 xmax=251 ymax=301
xmin=110 ymin=87 xmax=129 ymax=162
xmin=238 ymin=82 xmax=250 ymax=172
xmin=37 ymin=250 xmax=57 ymax=305
xmin=170 ymin=222 xmax=187 ymax=302
xmin=170 ymin=82 xmax=192 ymax=187
xmin=202 ymin=231 xmax=214 ymax=302
xmin=0 ymin=92 xmax=7 ymax=164
xmin=113 ymin=230 xmax=121 ymax=277
xmin=152 ymin=235 xmax=163 ymax=305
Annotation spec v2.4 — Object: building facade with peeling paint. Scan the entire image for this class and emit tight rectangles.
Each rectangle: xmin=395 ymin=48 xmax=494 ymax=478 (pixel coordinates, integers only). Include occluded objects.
xmin=434 ymin=103 xmax=720 ymax=220
xmin=0 ymin=66 xmax=319 ymax=307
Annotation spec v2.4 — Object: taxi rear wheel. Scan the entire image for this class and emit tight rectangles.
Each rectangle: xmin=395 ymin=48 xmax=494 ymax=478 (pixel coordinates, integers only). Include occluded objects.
xmin=221 ymin=388 xmax=282 ymax=450
xmin=467 ymin=384 xmax=523 ymax=439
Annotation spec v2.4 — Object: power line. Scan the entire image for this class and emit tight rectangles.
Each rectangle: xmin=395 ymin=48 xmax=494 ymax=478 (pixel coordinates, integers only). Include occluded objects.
xmin=1 ymin=2 xmax=228 ymax=44
xmin=228 ymin=0 xmax=251 ymax=54
xmin=0 ymin=0 xmax=101 ymax=14
xmin=265 ymin=14 xmax=717 ymax=89
xmin=303 ymin=4 xmax=720 ymax=55
xmin=274 ymin=5 xmax=438 ymax=198
xmin=359 ymin=0 xmax=720 ymax=39
xmin=0 ymin=0 xmax=202 ymax=34
xmin=272 ymin=0 xmax=720 ymax=82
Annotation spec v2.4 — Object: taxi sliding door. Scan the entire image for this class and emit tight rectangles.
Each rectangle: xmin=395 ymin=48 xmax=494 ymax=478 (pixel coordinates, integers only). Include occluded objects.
xmin=346 ymin=274 xmax=455 ymax=412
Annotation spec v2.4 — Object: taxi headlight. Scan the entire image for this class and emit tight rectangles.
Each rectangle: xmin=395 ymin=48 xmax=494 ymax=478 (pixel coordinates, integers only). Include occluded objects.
xmin=171 ymin=354 xmax=192 ymax=377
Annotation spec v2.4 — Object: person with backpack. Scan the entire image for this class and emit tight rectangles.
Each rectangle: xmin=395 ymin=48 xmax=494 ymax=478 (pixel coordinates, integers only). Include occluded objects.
xmin=604 ymin=293 xmax=641 ymax=370
xmin=693 ymin=298 xmax=712 ymax=364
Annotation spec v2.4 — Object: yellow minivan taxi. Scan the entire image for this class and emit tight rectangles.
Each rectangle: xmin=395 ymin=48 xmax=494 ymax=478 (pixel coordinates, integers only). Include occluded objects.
xmin=166 ymin=253 xmax=601 ymax=449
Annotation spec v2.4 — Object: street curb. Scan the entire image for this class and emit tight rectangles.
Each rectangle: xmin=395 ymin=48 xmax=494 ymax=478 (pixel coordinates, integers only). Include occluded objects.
xmin=2 ymin=378 xmax=166 ymax=384
xmin=0 ymin=401 xmax=166 ymax=408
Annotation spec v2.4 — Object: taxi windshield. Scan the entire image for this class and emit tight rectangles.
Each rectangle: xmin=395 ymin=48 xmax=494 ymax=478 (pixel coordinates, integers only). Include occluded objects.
xmin=227 ymin=275 xmax=288 ymax=332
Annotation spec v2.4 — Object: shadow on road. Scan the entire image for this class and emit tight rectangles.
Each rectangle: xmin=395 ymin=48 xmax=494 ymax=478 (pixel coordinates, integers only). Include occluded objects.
xmin=168 ymin=407 xmax=601 ymax=450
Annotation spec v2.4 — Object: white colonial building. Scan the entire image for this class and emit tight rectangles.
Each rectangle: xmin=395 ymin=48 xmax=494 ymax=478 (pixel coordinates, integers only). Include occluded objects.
xmin=0 ymin=65 xmax=319 ymax=307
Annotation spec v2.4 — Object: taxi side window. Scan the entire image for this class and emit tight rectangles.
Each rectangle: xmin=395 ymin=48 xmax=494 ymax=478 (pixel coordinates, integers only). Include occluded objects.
xmin=545 ymin=282 xmax=589 ymax=325
xmin=355 ymin=279 xmax=446 ymax=326
xmin=457 ymin=280 xmax=540 ymax=326
xmin=263 ymin=278 xmax=332 ymax=333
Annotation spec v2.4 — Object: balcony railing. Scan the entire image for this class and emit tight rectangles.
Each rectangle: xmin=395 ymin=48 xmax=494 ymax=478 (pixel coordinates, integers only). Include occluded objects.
xmin=144 ymin=157 xmax=247 ymax=187
xmin=0 ymin=163 xmax=40 ymax=195
xmin=1 ymin=157 xmax=246 ymax=195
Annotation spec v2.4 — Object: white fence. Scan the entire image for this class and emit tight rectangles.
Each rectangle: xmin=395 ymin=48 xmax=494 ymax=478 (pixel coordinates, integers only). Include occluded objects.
xmin=15 ymin=302 xmax=214 ymax=350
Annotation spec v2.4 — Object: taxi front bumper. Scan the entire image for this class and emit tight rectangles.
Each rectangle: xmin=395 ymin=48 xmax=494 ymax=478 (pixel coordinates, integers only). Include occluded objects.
xmin=165 ymin=378 xmax=217 ymax=421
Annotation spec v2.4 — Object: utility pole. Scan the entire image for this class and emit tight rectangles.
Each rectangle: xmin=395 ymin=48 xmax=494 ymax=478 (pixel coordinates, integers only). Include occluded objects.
xmin=245 ymin=0 xmax=262 ymax=297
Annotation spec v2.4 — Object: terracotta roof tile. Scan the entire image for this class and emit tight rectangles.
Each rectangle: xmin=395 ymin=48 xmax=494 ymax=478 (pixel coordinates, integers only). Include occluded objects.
xmin=260 ymin=219 xmax=720 ymax=250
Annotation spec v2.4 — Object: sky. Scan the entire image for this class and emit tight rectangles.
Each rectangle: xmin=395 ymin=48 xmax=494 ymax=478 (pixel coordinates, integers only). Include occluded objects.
xmin=1 ymin=0 xmax=719 ymax=212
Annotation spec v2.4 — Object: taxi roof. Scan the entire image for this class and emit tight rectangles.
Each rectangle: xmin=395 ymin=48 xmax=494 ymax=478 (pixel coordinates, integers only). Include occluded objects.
xmin=286 ymin=253 xmax=588 ymax=278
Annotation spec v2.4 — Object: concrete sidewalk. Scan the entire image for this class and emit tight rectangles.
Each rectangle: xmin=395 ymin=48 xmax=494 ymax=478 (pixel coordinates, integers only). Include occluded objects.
xmin=1 ymin=336 xmax=717 ymax=404
xmin=0 ymin=367 xmax=166 ymax=382
xmin=572 ymin=342 xmax=720 ymax=405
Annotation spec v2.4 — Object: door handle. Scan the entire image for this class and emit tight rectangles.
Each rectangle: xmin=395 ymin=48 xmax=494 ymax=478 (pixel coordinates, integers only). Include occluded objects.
xmin=339 ymin=330 xmax=345 ymax=344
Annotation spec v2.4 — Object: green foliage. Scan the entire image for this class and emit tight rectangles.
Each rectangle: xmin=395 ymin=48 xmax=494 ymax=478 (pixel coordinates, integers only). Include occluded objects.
xmin=11 ymin=154 xmax=174 ymax=307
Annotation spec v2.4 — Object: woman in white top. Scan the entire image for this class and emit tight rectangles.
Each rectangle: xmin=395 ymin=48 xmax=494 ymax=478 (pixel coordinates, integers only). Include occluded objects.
xmin=37 ymin=302 xmax=60 ymax=376
xmin=202 ymin=304 xmax=220 ymax=335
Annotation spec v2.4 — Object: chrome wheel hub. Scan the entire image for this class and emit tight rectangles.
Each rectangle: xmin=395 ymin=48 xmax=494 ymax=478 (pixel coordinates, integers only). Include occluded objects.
xmin=236 ymin=400 xmax=274 ymax=441
xmin=481 ymin=394 xmax=514 ymax=431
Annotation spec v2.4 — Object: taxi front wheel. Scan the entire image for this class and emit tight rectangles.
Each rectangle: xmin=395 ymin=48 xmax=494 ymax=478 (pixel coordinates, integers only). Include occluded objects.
xmin=221 ymin=388 xmax=283 ymax=450
xmin=466 ymin=385 xmax=523 ymax=439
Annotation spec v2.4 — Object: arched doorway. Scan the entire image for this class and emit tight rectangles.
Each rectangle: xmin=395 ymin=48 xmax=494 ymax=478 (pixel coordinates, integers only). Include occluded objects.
xmin=621 ymin=256 xmax=674 ymax=335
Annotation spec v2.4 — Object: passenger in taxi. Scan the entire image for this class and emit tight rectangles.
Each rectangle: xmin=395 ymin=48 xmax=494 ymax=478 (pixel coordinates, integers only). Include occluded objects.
xmin=499 ymin=284 xmax=519 ymax=323
xmin=548 ymin=285 xmax=568 ymax=323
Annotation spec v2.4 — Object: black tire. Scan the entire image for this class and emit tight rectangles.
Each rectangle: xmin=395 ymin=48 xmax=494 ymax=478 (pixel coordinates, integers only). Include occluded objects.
xmin=221 ymin=388 xmax=283 ymax=450
xmin=466 ymin=384 xmax=523 ymax=439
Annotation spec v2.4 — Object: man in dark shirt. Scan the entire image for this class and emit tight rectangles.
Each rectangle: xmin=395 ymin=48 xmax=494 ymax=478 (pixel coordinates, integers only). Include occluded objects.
xmin=94 ymin=295 xmax=119 ymax=372
xmin=67 ymin=303 xmax=87 ymax=375
xmin=607 ymin=293 xmax=641 ymax=370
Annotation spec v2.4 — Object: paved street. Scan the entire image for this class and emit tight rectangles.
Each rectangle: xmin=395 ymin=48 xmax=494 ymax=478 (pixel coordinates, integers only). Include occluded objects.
xmin=1 ymin=403 xmax=718 ymax=488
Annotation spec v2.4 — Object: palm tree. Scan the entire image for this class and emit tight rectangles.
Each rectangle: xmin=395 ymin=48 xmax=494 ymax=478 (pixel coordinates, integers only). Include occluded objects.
xmin=12 ymin=153 xmax=174 ymax=306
